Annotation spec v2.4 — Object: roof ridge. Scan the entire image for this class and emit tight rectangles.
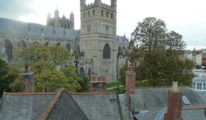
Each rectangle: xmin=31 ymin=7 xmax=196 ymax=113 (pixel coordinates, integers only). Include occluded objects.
xmin=5 ymin=92 xmax=56 ymax=95
xmin=37 ymin=88 xmax=65 ymax=120
xmin=71 ymin=91 xmax=117 ymax=95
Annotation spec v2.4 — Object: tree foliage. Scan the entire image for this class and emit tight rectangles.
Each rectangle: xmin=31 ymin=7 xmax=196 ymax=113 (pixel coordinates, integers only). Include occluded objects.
xmin=13 ymin=45 xmax=85 ymax=92
xmin=129 ymin=17 xmax=194 ymax=86
xmin=15 ymin=45 xmax=72 ymax=66
xmin=35 ymin=69 xmax=68 ymax=92
xmin=131 ymin=17 xmax=185 ymax=51
xmin=0 ymin=59 xmax=18 ymax=97
xmin=137 ymin=50 xmax=194 ymax=86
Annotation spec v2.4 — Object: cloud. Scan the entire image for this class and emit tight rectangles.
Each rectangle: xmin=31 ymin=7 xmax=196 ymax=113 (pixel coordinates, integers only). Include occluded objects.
xmin=0 ymin=0 xmax=35 ymax=19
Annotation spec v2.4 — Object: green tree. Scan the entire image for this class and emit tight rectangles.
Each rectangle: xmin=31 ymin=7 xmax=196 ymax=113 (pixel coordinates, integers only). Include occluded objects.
xmin=137 ymin=50 xmax=194 ymax=86
xmin=35 ymin=69 xmax=68 ymax=92
xmin=62 ymin=66 xmax=86 ymax=92
xmin=131 ymin=17 xmax=185 ymax=51
xmin=0 ymin=59 xmax=18 ymax=96
xmin=129 ymin=17 xmax=193 ymax=86
xmin=10 ymin=75 xmax=25 ymax=92
xmin=14 ymin=45 xmax=85 ymax=92
xmin=131 ymin=17 xmax=167 ymax=51
xmin=15 ymin=45 xmax=72 ymax=66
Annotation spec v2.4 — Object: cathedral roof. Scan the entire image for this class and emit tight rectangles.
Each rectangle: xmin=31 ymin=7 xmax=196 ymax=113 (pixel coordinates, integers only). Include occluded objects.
xmin=0 ymin=17 xmax=80 ymax=40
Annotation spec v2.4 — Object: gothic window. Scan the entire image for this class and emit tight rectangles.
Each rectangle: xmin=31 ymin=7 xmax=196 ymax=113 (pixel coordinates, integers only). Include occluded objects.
xmin=88 ymin=68 xmax=91 ymax=81
xmin=101 ymin=10 xmax=104 ymax=16
xmin=103 ymin=44 xmax=111 ymax=59
xmin=106 ymin=12 xmax=109 ymax=18
xmin=105 ymin=25 xmax=109 ymax=31
xmin=5 ymin=40 xmax=13 ymax=61
xmin=93 ymin=10 xmax=95 ymax=16
xmin=80 ymin=67 xmax=85 ymax=76
xmin=88 ymin=11 xmax=90 ymax=17
xmin=111 ymin=13 xmax=113 ymax=19
xmin=66 ymin=43 xmax=71 ymax=52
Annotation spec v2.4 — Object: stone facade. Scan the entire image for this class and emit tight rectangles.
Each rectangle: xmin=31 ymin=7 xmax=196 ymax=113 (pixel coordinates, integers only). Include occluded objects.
xmin=0 ymin=0 xmax=128 ymax=82
xmin=80 ymin=0 xmax=118 ymax=82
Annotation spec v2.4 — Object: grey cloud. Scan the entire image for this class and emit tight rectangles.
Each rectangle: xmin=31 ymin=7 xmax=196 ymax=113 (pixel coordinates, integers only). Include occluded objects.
xmin=0 ymin=0 xmax=35 ymax=19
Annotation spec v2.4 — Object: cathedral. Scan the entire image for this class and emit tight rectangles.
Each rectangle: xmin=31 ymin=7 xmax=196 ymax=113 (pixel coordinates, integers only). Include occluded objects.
xmin=0 ymin=0 xmax=129 ymax=82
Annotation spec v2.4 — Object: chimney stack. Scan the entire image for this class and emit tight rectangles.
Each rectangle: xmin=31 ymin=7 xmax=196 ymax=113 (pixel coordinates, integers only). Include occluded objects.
xmin=22 ymin=66 xmax=34 ymax=92
xmin=91 ymin=75 xmax=106 ymax=92
xmin=164 ymin=81 xmax=182 ymax=120
xmin=126 ymin=66 xmax=136 ymax=95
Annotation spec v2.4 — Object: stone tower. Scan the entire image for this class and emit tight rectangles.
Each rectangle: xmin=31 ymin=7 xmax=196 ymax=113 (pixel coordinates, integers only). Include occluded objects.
xmin=80 ymin=0 xmax=117 ymax=82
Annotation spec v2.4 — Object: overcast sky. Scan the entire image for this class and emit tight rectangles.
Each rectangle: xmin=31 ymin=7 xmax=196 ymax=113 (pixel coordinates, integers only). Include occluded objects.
xmin=0 ymin=0 xmax=206 ymax=50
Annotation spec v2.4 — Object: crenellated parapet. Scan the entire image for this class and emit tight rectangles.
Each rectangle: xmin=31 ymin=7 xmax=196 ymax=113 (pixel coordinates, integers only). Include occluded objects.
xmin=80 ymin=0 xmax=116 ymax=11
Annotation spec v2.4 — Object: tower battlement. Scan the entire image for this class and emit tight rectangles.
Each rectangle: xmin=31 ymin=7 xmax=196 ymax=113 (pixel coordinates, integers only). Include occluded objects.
xmin=81 ymin=0 xmax=116 ymax=11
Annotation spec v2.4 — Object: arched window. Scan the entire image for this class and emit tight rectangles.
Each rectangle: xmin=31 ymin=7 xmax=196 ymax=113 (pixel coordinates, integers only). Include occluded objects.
xmin=80 ymin=67 xmax=85 ymax=76
xmin=5 ymin=40 xmax=13 ymax=61
xmin=103 ymin=44 xmax=111 ymax=59
xmin=66 ymin=44 xmax=71 ymax=52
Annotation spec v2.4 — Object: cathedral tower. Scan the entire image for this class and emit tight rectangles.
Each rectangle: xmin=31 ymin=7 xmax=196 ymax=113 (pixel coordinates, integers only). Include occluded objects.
xmin=80 ymin=0 xmax=117 ymax=82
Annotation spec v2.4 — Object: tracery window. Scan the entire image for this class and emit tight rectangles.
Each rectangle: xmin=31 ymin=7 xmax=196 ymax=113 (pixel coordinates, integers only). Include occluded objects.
xmin=5 ymin=40 xmax=13 ymax=61
xmin=103 ymin=44 xmax=111 ymax=59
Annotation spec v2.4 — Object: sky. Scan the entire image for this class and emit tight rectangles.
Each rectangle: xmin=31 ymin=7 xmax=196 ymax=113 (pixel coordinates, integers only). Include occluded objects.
xmin=0 ymin=0 xmax=206 ymax=50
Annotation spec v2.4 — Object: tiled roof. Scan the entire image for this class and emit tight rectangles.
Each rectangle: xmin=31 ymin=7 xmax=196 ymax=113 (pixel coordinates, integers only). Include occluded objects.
xmin=72 ymin=93 xmax=122 ymax=120
xmin=0 ymin=92 xmax=54 ymax=120
xmin=0 ymin=18 xmax=80 ymax=40
xmin=0 ymin=89 xmax=89 ymax=120
xmin=127 ymin=87 xmax=206 ymax=120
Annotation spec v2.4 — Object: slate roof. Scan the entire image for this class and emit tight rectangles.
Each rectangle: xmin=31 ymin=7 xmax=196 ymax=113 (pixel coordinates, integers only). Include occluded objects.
xmin=0 ymin=92 xmax=55 ymax=120
xmin=117 ymin=36 xmax=129 ymax=44
xmin=0 ymin=89 xmax=89 ymax=120
xmin=122 ymin=87 xmax=206 ymax=120
xmin=72 ymin=93 xmax=122 ymax=120
xmin=0 ymin=18 xmax=80 ymax=40
xmin=0 ymin=17 xmax=128 ymax=44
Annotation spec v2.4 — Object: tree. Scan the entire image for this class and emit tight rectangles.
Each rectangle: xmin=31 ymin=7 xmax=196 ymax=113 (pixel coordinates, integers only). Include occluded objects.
xmin=35 ymin=69 xmax=68 ymax=92
xmin=131 ymin=17 xmax=167 ymax=51
xmin=131 ymin=17 xmax=185 ymax=51
xmin=14 ymin=45 xmax=85 ymax=92
xmin=15 ymin=45 xmax=72 ymax=66
xmin=129 ymin=17 xmax=194 ymax=86
xmin=0 ymin=59 xmax=18 ymax=97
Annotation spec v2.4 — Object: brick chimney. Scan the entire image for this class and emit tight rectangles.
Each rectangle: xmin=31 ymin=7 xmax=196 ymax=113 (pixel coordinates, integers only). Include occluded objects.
xmin=126 ymin=66 xmax=136 ymax=95
xmin=22 ymin=66 xmax=34 ymax=92
xmin=91 ymin=75 xmax=106 ymax=92
xmin=164 ymin=81 xmax=182 ymax=120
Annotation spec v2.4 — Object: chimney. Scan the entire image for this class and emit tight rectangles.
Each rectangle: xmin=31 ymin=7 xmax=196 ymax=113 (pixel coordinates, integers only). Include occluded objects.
xmin=126 ymin=66 xmax=136 ymax=95
xmin=22 ymin=66 xmax=34 ymax=92
xmin=164 ymin=81 xmax=182 ymax=120
xmin=91 ymin=75 xmax=106 ymax=92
